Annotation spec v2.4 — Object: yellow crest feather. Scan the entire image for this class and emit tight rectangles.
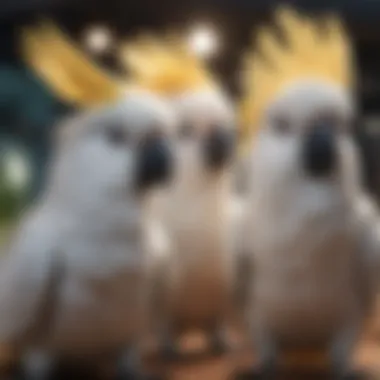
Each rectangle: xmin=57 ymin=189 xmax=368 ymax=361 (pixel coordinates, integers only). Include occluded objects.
xmin=119 ymin=34 xmax=214 ymax=94
xmin=20 ymin=21 xmax=124 ymax=107
xmin=240 ymin=6 xmax=354 ymax=147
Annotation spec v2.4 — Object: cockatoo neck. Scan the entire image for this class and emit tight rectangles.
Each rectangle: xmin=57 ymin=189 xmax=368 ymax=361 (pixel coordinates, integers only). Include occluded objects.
xmin=174 ymin=168 xmax=230 ymax=197
xmin=251 ymin=173 xmax=355 ymax=224
xmin=41 ymin=181 xmax=141 ymax=221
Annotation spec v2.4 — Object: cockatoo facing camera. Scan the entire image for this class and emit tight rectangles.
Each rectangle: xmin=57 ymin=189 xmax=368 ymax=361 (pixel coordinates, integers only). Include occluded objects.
xmin=240 ymin=8 xmax=380 ymax=380
xmin=1 ymin=93 xmax=176 ymax=380
xmin=162 ymin=88 xmax=236 ymax=358
xmin=120 ymin=37 xmax=237 ymax=358
xmin=2 ymin=23 xmax=179 ymax=380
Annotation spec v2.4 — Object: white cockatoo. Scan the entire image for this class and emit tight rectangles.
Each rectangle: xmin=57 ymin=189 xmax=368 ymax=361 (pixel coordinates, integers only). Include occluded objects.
xmin=239 ymin=7 xmax=380 ymax=379
xmin=119 ymin=36 xmax=238 ymax=358
xmin=0 ymin=22 xmax=177 ymax=380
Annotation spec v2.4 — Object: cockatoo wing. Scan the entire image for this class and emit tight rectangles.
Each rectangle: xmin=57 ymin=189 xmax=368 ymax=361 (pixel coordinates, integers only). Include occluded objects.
xmin=0 ymin=211 xmax=63 ymax=347
xmin=353 ymin=192 xmax=380 ymax=312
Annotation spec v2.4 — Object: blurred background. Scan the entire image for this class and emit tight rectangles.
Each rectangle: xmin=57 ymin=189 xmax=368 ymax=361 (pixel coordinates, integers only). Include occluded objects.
xmin=1 ymin=0 xmax=380 ymax=233
xmin=2 ymin=1 xmax=380 ymax=378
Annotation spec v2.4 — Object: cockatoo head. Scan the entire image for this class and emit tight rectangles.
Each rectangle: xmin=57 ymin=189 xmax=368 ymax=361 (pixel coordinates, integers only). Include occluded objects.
xmin=257 ymin=80 xmax=357 ymax=185
xmin=172 ymin=88 xmax=235 ymax=185
xmin=47 ymin=90 xmax=176 ymax=206
xmin=241 ymin=7 xmax=360 ymax=192
xmin=20 ymin=22 xmax=177 ymax=207
xmin=120 ymin=36 xmax=236 ymax=187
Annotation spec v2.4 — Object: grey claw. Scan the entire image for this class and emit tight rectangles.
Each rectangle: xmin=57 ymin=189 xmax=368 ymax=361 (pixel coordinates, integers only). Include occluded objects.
xmin=233 ymin=367 xmax=277 ymax=380
xmin=336 ymin=371 xmax=367 ymax=380
xmin=115 ymin=368 xmax=143 ymax=380
xmin=210 ymin=334 xmax=229 ymax=356
xmin=116 ymin=371 xmax=164 ymax=380
xmin=10 ymin=367 xmax=52 ymax=380
xmin=160 ymin=342 xmax=181 ymax=362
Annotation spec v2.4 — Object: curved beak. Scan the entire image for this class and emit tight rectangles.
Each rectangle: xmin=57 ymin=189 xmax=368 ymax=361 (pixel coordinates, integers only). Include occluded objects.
xmin=135 ymin=134 xmax=173 ymax=192
xmin=203 ymin=127 xmax=235 ymax=171
xmin=302 ymin=123 xmax=337 ymax=177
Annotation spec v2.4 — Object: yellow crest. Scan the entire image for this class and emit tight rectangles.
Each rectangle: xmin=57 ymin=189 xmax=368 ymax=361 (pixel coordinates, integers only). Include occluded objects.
xmin=20 ymin=21 xmax=125 ymax=108
xmin=119 ymin=34 xmax=214 ymax=95
xmin=239 ymin=6 xmax=354 ymax=146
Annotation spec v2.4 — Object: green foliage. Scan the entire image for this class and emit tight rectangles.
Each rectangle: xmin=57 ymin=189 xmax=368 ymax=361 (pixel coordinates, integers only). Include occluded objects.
xmin=0 ymin=185 xmax=26 ymax=224
xmin=0 ymin=148 xmax=31 ymax=224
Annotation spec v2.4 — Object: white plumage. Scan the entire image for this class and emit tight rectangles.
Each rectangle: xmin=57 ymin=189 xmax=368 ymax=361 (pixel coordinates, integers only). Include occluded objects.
xmin=0 ymin=93 xmax=177 ymax=377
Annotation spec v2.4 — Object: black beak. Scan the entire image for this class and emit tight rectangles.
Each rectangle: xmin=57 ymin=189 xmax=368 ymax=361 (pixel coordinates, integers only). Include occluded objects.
xmin=203 ymin=127 xmax=235 ymax=171
xmin=135 ymin=134 xmax=173 ymax=192
xmin=302 ymin=123 xmax=337 ymax=177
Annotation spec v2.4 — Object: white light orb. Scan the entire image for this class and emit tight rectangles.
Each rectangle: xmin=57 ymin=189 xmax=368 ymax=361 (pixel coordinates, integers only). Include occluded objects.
xmin=3 ymin=149 xmax=32 ymax=193
xmin=187 ymin=25 xmax=220 ymax=59
xmin=83 ymin=25 xmax=113 ymax=54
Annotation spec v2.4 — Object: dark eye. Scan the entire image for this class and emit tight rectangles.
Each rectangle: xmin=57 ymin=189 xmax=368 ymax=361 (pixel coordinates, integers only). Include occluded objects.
xmin=273 ymin=115 xmax=291 ymax=134
xmin=178 ymin=123 xmax=194 ymax=139
xmin=142 ymin=129 xmax=163 ymax=144
xmin=347 ymin=115 xmax=356 ymax=132
xmin=313 ymin=112 xmax=342 ymax=132
xmin=105 ymin=124 xmax=129 ymax=145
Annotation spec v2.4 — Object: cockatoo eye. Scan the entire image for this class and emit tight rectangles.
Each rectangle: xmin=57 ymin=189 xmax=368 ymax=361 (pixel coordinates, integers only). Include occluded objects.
xmin=142 ymin=128 xmax=164 ymax=145
xmin=311 ymin=112 xmax=342 ymax=133
xmin=105 ymin=124 xmax=129 ymax=146
xmin=178 ymin=123 xmax=194 ymax=139
xmin=346 ymin=115 xmax=356 ymax=133
xmin=273 ymin=115 xmax=291 ymax=134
